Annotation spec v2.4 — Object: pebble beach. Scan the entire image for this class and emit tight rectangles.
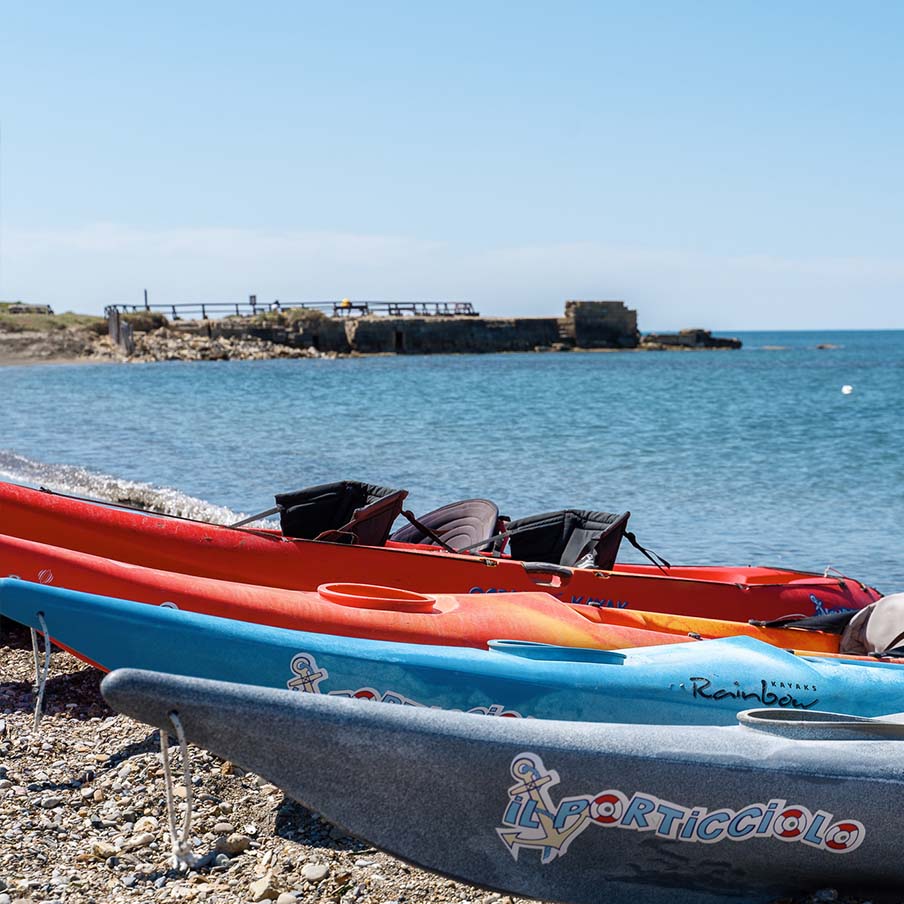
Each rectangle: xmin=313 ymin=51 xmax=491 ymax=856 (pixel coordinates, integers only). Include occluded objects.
xmin=0 ymin=621 xmax=531 ymax=904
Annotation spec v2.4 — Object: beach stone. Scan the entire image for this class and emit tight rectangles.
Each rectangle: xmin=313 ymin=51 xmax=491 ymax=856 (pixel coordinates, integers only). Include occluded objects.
xmin=122 ymin=831 xmax=154 ymax=851
xmin=213 ymin=821 xmax=234 ymax=834
xmin=301 ymin=863 xmax=329 ymax=884
xmin=133 ymin=815 xmax=159 ymax=833
xmin=276 ymin=894 xmax=298 ymax=904
xmin=248 ymin=874 xmax=281 ymax=901
xmin=215 ymin=833 xmax=251 ymax=856
xmin=91 ymin=841 xmax=118 ymax=861
xmin=40 ymin=795 xmax=63 ymax=808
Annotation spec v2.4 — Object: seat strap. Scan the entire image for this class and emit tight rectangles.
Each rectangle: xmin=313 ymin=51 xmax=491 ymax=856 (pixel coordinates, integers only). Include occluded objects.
xmin=623 ymin=531 xmax=671 ymax=573
xmin=397 ymin=510 xmax=457 ymax=553
xmin=455 ymin=521 xmax=543 ymax=555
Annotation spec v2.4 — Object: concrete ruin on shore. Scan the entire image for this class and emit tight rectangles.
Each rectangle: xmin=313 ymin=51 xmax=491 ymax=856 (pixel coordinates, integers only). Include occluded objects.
xmin=105 ymin=299 xmax=742 ymax=357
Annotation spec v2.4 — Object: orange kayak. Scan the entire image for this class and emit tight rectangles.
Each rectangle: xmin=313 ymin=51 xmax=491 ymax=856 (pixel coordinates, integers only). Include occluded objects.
xmin=0 ymin=481 xmax=880 ymax=622
xmin=0 ymin=532 xmax=846 ymax=655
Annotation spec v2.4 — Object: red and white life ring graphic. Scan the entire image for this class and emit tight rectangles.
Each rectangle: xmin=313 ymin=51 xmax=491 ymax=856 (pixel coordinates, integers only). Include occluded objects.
xmin=824 ymin=821 xmax=863 ymax=852
xmin=590 ymin=791 xmax=627 ymax=825
xmin=773 ymin=807 xmax=806 ymax=839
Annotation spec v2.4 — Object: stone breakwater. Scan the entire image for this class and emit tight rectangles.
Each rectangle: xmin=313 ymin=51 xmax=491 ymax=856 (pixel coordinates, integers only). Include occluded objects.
xmin=0 ymin=301 xmax=740 ymax=365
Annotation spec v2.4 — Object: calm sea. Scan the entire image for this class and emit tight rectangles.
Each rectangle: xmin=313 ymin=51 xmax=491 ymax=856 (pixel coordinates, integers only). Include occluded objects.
xmin=2 ymin=330 xmax=902 ymax=591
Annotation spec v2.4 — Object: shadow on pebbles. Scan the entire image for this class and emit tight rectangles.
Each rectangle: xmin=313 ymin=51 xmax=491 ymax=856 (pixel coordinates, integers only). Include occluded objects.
xmin=0 ymin=621 xmax=875 ymax=904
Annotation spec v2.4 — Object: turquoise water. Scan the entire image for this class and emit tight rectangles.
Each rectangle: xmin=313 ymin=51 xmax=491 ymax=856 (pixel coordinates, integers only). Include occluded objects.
xmin=2 ymin=330 xmax=903 ymax=591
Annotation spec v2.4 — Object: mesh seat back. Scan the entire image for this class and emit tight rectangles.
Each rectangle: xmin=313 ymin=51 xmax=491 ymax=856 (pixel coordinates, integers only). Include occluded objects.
xmin=276 ymin=481 xmax=408 ymax=546
xmin=506 ymin=509 xmax=629 ymax=569
xmin=390 ymin=499 xmax=500 ymax=551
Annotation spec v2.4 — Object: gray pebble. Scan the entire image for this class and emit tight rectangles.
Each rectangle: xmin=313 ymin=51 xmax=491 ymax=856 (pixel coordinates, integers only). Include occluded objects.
xmin=215 ymin=832 xmax=252 ymax=856
xmin=301 ymin=863 xmax=329 ymax=883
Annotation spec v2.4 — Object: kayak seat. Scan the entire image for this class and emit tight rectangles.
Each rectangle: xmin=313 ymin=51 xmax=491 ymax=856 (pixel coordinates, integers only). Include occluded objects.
xmin=275 ymin=481 xmax=408 ymax=546
xmin=505 ymin=509 xmax=630 ymax=570
xmin=390 ymin=499 xmax=501 ymax=552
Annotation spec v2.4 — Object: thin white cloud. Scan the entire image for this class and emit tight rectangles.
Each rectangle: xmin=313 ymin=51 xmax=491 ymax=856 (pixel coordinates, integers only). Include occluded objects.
xmin=3 ymin=224 xmax=902 ymax=329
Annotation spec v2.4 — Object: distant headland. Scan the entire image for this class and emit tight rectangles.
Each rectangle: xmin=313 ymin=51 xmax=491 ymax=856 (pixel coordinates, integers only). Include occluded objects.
xmin=0 ymin=298 xmax=741 ymax=365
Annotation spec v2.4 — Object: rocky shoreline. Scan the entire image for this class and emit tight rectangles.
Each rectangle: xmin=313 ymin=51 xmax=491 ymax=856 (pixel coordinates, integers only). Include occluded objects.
xmin=0 ymin=325 xmax=739 ymax=367
xmin=0 ymin=329 xmax=336 ymax=366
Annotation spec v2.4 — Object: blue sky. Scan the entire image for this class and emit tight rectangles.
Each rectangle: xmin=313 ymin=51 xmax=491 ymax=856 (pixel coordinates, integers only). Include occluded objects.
xmin=1 ymin=1 xmax=902 ymax=328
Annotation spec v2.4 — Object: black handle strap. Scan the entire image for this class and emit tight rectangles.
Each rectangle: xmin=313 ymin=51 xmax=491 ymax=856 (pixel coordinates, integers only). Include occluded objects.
xmin=748 ymin=609 xmax=856 ymax=633
xmin=522 ymin=562 xmax=573 ymax=579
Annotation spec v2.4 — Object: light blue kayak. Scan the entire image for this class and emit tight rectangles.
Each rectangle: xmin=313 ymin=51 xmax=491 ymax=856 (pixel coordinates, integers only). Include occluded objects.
xmin=3 ymin=577 xmax=904 ymax=725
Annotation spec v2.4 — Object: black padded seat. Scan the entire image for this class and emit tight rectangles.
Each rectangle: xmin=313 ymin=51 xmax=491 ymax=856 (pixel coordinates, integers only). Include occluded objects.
xmin=390 ymin=499 xmax=500 ymax=552
xmin=276 ymin=480 xmax=408 ymax=546
xmin=505 ymin=509 xmax=630 ymax=570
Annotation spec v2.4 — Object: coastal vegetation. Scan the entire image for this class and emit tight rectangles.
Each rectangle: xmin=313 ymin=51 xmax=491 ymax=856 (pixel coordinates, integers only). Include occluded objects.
xmin=0 ymin=303 xmax=106 ymax=334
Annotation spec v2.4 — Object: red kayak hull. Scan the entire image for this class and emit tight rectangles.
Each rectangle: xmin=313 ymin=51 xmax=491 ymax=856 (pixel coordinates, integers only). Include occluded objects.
xmin=0 ymin=482 xmax=880 ymax=621
xmin=0 ymin=532 xmax=847 ymax=655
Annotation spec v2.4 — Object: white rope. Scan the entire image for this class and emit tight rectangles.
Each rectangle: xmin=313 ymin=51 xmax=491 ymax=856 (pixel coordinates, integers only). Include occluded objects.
xmin=30 ymin=612 xmax=51 ymax=731
xmin=160 ymin=710 xmax=198 ymax=870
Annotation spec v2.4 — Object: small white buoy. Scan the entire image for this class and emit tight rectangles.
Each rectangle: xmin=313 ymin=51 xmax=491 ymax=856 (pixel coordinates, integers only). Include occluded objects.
xmin=841 ymin=385 xmax=853 ymax=395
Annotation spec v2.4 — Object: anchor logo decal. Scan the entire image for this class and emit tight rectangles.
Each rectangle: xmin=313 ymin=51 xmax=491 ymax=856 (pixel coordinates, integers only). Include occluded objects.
xmin=287 ymin=653 xmax=328 ymax=693
xmin=496 ymin=754 xmax=589 ymax=863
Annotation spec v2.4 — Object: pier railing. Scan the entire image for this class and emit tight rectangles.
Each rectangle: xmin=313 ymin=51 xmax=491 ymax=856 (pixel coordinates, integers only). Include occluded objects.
xmin=104 ymin=299 xmax=478 ymax=321
xmin=104 ymin=298 xmax=478 ymax=353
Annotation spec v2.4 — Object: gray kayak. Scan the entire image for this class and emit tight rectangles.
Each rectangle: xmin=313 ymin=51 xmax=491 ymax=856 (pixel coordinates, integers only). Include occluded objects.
xmin=102 ymin=668 xmax=904 ymax=904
